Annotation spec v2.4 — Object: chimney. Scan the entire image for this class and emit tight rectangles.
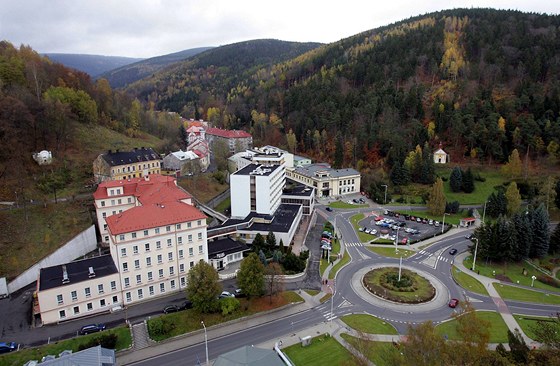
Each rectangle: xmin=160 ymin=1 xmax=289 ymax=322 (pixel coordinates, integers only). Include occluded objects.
xmin=62 ymin=265 xmax=69 ymax=284
xmin=88 ymin=266 xmax=95 ymax=278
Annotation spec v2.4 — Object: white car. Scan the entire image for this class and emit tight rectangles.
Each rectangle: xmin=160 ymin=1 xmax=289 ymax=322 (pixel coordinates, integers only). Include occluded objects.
xmin=370 ymin=229 xmax=377 ymax=235
xmin=359 ymin=227 xmax=364 ymax=232
xmin=219 ymin=291 xmax=235 ymax=299
xmin=365 ymin=228 xmax=371 ymax=234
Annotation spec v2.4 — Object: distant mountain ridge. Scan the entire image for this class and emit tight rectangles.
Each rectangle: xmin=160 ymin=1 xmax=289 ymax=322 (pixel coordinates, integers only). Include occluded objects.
xmin=43 ymin=53 xmax=144 ymax=78
xmin=101 ymin=47 xmax=214 ymax=88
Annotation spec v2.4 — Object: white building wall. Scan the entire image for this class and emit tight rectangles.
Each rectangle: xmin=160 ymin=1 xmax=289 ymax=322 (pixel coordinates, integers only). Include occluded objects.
xmin=230 ymin=174 xmax=251 ymax=218
xmin=255 ymin=175 xmax=271 ymax=215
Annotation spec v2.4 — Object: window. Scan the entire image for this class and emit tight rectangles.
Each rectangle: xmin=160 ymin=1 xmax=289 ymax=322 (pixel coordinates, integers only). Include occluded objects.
xmin=126 ymin=292 xmax=132 ymax=302
xmin=121 ymin=248 xmax=127 ymax=257
xmin=85 ymin=287 xmax=91 ymax=297
xmin=189 ymin=247 xmax=194 ymax=256
xmin=160 ymin=283 xmax=165 ymax=292
xmin=132 ymin=232 xmax=137 ymax=239
xmin=123 ymin=262 xmax=128 ymax=272
xmin=144 ymin=230 xmax=148 ymax=236
xmin=134 ymin=259 xmax=140 ymax=269
xmin=59 ymin=310 xmax=66 ymax=319
xmin=169 ymin=266 xmax=174 ymax=275
xmin=180 ymin=263 xmax=185 ymax=273
xmin=133 ymin=245 xmax=138 ymax=254
xmin=100 ymin=299 xmax=106 ymax=307
xmin=146 ymin=257 xmax=152 ymax=266
xmin=102 ymin=212 xmax=107 ymax=218
xmin=119 ymin=234 xmax=125 ymax=241
xmin=101 ymin=201 xmax=105 ymax=207
xmin=136 ymin=274 xmax=142 ymax=284
xmin=156 ymin=241 xmax=161 ymax=249
xmin=179 ymin=249 xmax=184 ymax=259
xmin=87 ymin=303 xmax=93 ymax=311
xmin=118 ymin=199 xmax=122 ymax=204
xmin=98 ymin=284 xmax=104 ymax=294
xmin=177 ymin=237 xmax=182 ymax=245
xmin=157 ymin=254 xmax=162 ymax=264
xmin=145 ymin=243 xmax=150 ymax=251
xmin=138 ymin=289 xmax=143 ymax=299
xmin=112 ymin=295 xmax=118 ymax=304
xmin=198 ymin=245 xmax=203 ymax=254
xmin=155 ymin=227 xmax=160 ymax=234
xmin=197 ymin=220 xmax=202 ymax=226
xmin=124 ymin=278 xmax=130 ymax=288
xmin=158 ymin=269 xmax=164 ymax=278
xmin=167 ymin=239 xmax=172 ymax=247
xmin=190 ymin=261 xmax=194 ymax=268
xmin=188 ymin=234 xmax=193 ymax=243
xmin=176 ymin=224 xmax=181 ymax=230
xmin=149 ymin=286 xmax=154 ymax=295
xmin=166 ymin=225 xmax=171 ymax=232
xmin=105 ymin=236 xmax=109 ymax=242
xmin=187 ymin=222 xmax=192 ymax=228
xmin=148 ymin=271 xmax=153 ymax=281
xmin=111 ymin=281 xmax=116 ymax=291
xmin=170 ymin=279 xmax=176 ymax=289
xmin=73 ymin=306 xmax=80 ymax=315
xmin=71 ymin=291 xmax=77 ymax=301
xmin=57 ymin=294 xmax=63 ymax=305
xmin=111 ymin=199 xmax=115 ymax=205
xmin=180 ymin=277 xmax=186 ymax=287
xmin=198 ymin=232 xmax=203 ymax=240
xmin=128 ymin=197 xmax=132 ymax=203
xmin=168 ymin=252 xmax=173 ymax=261
xmin=110 ymin=189 xmax=114 ymax=195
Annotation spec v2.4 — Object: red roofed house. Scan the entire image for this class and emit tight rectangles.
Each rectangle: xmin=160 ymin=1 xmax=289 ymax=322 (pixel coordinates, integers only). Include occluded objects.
xmin=187 ymin=138 xmax=210 ymax=172
xmin=205 ymin=127 xmax=253 ymax=155
xmin=186 ymin=125 xmax=206 ymax=144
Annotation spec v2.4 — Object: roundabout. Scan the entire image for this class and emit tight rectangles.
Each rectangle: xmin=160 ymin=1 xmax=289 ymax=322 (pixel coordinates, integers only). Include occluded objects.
xmin=363 ymin=266 xmax=435 ymax=304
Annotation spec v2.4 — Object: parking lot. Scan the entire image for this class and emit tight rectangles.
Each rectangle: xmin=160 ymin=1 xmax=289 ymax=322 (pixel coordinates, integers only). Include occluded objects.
xmin=358 ymin=210 xmax=447 ymax=245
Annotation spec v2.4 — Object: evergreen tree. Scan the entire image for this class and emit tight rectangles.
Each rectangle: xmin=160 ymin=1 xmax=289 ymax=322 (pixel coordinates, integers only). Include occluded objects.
xmin=390 ymin=161 xmax=408 ymax=186
xmin=507 ymin=329 xmax=530 ymax=365
xmin=512 ymin=212 xmax=532 ymax=260
xmin=505 ymin=182 xmax=522 ymax=216
xmin=236 ymin=253 xmax=265 ymax=298
xmin=334 ymin=133 xmax=343 ymax=168
xmin=494 ymin=216 xmax=516 ymax=262
xmin=278 ymin=239 xmax=285 ymax=254
xmin=549 ymin=224 xmax=560 ymax=254
xmin=258 ymin=249 xmax=267 ymax=266
xmin=252 ymin=233 xmax=265 ymax=253
xmin=266 ymin=231 xmax=276 ymax=249
xmin=486 ymin=191 xmax=507 ymax=218
xmin=449 ymin=166 xmax=463 ymax=193
xmin=427 ymin=178 xmax=446 ymax=215
xmin=462 ymin=168 xmax=475 ymax=193
xmin=531 ymin=204 xmax=550 ymax=258
xmin=421 ymin=142 xmax=435 ymax=184
xmin=555 ymin=180 xmax=560 ymax=209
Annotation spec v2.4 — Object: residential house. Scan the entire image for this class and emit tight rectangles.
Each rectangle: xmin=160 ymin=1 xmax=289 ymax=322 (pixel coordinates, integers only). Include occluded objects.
xmin=163 ymin=150 xmax=200 ymax=176
xmin=205 ymin=127 xmax=253 ymax=155
xmin=186 ymin=138 xmax=210 ymax=172
xmin=92 ymin=147 xmax=162 ymax=183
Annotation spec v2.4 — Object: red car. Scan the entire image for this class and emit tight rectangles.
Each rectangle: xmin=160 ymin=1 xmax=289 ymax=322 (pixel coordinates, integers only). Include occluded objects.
xmin=448 ymin=298 xmax=459 ymax=308
xmin=400 ymin=237 xmax=408 ymax=245
xmin=374 ymin=216 xmax=384 ymax=221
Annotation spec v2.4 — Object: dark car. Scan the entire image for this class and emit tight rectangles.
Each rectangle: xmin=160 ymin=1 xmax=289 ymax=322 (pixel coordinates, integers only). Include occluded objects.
xmin=0 ymin=342 xmax=18 ymax=354
xmin=163 ymin=305 xmax=180 ymax=314
xmin=449 ymin=248 xmax=458 ymax=255
xmin=325 ymin=207 xmax=333 ymax=212
xmin=79 ymin=323 xmax=106 ymax=335
xmin=465 ymin=233 xmax=474 ymax=240
xmin=180 ymin=300 xmax=193 ymax=310
xmin=448 ymin=298 xmax=459 ymax=308
xmin=234 ymin=289 xmax=246 ymax=298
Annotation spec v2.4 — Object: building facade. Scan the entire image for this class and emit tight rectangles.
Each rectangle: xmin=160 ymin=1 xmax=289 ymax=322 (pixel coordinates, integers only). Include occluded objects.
xmin=205 ymin=127 xmax=253 ymax=155
xmin=286 ymin=163 xmax=361 ymax=198
xmin=92 ymin=148 xmax=162 ymax=183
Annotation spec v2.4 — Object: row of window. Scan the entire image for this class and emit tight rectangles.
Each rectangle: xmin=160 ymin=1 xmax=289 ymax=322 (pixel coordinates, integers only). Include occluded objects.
xmin=59 ymin=295 xmax=119 ymax=319
xmin=111 ymin=161 xmax=160 ymax=175
xmin=123 ymin=262 xmax=194 ymax=287
xmin=57 ymin=281 xmax=118 ymax=305
xmin=120 ymin=239 xmax=204 ymax=258
xmin=121 ymin=250 xmax=202 ymax=272
xmin=100 ymin=196 xmax=133 ymax=206
xmin=117 ymin=221 xmax=203 ymax=241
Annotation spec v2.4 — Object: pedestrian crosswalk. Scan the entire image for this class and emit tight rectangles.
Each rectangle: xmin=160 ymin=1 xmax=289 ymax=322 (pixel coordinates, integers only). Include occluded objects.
xmin=319 ymin=307 xmax=337 ymax=321
xmin=345 ymin=242 xmax=363 ymax=247
xmin=436 ymin=255 xmax=453 ymax=264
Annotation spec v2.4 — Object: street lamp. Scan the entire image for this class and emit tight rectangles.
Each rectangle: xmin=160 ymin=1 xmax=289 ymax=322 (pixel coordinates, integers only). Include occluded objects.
xmin=381 ymin=184 xmax=388 ymax=205
xmin=442 ymin=213 xmax=449 ymax=234
xmin=531 ymin=275 xmax=537 ymax=287
xmin=327 ymin=284 xmax=334 ymax=322
xmin=201 ymin=321 xmax=209 ymax=366
xmin=395 ymin=226 xmax=401 ymax=254
xmin=482 ymin=201 xmax=487 ymax=225
xmin=471 ymin=238 xmax=479 ymax=272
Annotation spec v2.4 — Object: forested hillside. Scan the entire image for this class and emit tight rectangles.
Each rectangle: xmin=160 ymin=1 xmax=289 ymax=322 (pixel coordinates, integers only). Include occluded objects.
xmin=128 ymin=9 xmax=560 ymax=173
xmin=43 ymin=53 xmax=143 ymax=78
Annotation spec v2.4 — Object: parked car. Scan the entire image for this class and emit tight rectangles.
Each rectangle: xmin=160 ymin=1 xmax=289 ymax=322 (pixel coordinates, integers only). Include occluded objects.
xmin=448 ymin=298 xmax=459 ymax=308
xmin=449 ymin=248 xmax=458 ymax=255
xmin=364 ymin=228 xmax=371 ymax=234
xmin=428 ymin=219 xmax=434 ymax=225
xmin=180 ymin=300 xmax=193 ymax=310
xmin=359 ymin=227 xmax=364 ymax=232
xmin=219 ymin=291 xmax=235 ymax=299
xmin=416 ymin=217 xmax=422 ymax=223
xmin=358 ymin=198 xmax=366 ymax=203
xmin=326 ymin=207 xmax=333 ymax=212
xmin=374 ymin=216 xmax=384 ymax=221
xmin=434 ymin=221 xmax=440 ymax=227
xmin=234 ymin=289 xmax=246 ymax=298
xmin=400 ymin=237 xmax=409 ymax=245
xmin=163 ymin=305 xmax=180 ymax=314
xmin=79 ymin=323 xmax=106 ymax=335
xmin=0 ymin=342 xmax=18 ymax=354
xmin=422 ymin=218 xmax=428 ymax=224
xmin=370 ymin=229 xmax=377 ymax=235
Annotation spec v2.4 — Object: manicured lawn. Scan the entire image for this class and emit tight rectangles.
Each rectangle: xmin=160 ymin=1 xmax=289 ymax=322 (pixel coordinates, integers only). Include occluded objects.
xmin=213 ymin=196 xmax=230 ymax=214
xmin=340 ymin=334 xmax=402 ymax=366
xmin=330 ymin=201 xmax=368 ymax=209
xmin=451 ymin=266 xmax=489 ymax=296
xmin=368 ymin=247 xmax=415 ymax=258
xmin=435 ymin=311 xmax=509 ymax=343
xmin=0 ymin=327 xmax=131 ymax=366
xmin=320 ymin=293 xmax=332 ymax=303
xmin=513 ymin=314 xmax=556 ymax=340
xmin=148 ymin=292 xmax=301 ymax=341
xmin=350 ymin=213 xmax=371 ymax=242
xmin=305 ymin=289 xmax=320 ymax=296
xmin=363 ymin=267 xmax=435 ymax=303
xmin=436 ymin=166 xmax=508 ymax=205
xmin=329 ymin=250 xmax=350 ymax=279
xmin=493 ymin=283 xmax=560 ymax=305
xmin=464 ymin=256 xmax=560 ymax=293
xmin=283 ymin=334 xmax=359 ymax=366
xmin=340 ymin=314 xmax=398 ymax=334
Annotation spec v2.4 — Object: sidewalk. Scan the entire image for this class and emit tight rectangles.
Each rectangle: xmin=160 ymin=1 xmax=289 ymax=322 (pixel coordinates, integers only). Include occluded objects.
xmin=454 ymin=252 xmax=538 ymax=347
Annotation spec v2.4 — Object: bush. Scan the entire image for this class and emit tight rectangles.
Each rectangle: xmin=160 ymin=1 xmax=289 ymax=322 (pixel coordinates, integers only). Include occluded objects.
xmin=537 ymin=275 xmax=560 ymax=288
xmin=148 ymin=317 xmax=176 ymax=337
xmin=220 ymin=297 xmax=240 ymax=316
xmin=78 ymin=333 xmax=118 ymax=351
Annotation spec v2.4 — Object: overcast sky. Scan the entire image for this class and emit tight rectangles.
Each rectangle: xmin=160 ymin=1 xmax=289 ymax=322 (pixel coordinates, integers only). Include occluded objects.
xmin=1 ymin=0 xmax=557 ymax=59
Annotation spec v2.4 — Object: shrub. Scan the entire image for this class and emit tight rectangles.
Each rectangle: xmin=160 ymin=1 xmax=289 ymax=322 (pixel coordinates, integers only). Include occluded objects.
xmin=78 ymin=333 xmax=118 ymax=351
xmin=537 ymin=275 xmax=560 ymax=288
xmin=220 ymin=297 xmax=240 ymax=316
xmin=148 ymin=317 xmax=176 ymax=337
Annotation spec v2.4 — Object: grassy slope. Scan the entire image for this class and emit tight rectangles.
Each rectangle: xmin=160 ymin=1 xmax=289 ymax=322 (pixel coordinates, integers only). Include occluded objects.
xmin=435 ymin=311 xmax=509 ymax=343
xmin=340 ymin=314 xmax=398 ymax=334
xmin=283 ymin=334 xmax=358 ymax=366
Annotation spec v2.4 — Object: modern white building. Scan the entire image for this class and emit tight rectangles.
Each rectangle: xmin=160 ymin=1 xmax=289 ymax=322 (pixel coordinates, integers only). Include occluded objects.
xmin=286 ymin=163 xmax=361 ymax=198
xmin=230 ymin=164 xmax=285 ymax=219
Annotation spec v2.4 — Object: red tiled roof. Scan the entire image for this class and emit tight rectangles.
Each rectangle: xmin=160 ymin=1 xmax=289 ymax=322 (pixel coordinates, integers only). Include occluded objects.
xmin=106 ymin=201 xmax=206 ymax=235
xmin=205 ymin=127 xmax=252 ymax=139
xmin=93 ymin=174 xmax=191 ymax=203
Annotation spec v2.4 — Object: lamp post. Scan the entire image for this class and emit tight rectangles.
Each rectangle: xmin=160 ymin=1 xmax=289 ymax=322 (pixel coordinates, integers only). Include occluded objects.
xmin=201 ymin=321 xmax=209 ymax=366
xmin=395 ymin=226 xmax=401 ymax=254
xmin=531 ymin=275 xmax=536 ymax=287
xmin=381 ymin=184 xmax=388 ymax=205
xmin=327 ymin=284 xmax=334 ymax=322
xmin=471 ymin=238 xmax=479 ymax=272
xmin=482 ymin=201 xmax=487 ymax=225
xmin=442 ymin=213 xmax=449 ymax=234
